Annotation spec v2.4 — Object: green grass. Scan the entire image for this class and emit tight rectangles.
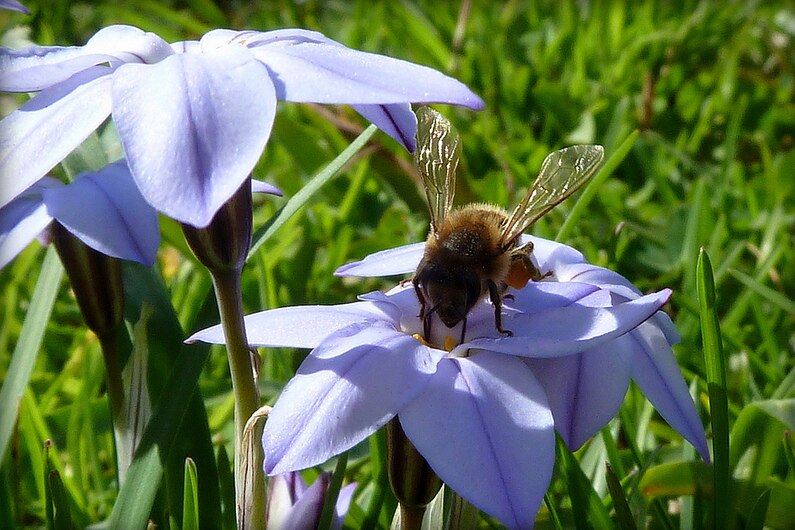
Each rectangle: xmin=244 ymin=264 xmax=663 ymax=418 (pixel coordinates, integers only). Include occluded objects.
xmin=1 ymin=0 xmax=794 ymax=528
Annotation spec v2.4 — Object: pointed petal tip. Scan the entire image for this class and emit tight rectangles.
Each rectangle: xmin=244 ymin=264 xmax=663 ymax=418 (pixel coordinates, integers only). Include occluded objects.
xmin=465 ymin=93 xmax=486 ymax=111
xmin=333 ymin=262 xmax=355 ymax=276
xmin=1 ymin=0 xmax=30 ymax=14
xmin=660 ymin=287 xmax=673 ymax=303
xmin=252 ymin=180 xmax=283 ymax=196
xmin=184 ymin=324 xmax=225 ymax=345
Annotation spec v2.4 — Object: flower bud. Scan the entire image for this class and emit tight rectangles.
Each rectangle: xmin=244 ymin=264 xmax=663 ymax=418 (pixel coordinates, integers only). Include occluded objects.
xmin=386 ymin=417 xmax=442 ymax=510
xmin=182 ymin=177 xmax=252 ymax=274
xmin=50 ymin=221 xmax=124 ymax=338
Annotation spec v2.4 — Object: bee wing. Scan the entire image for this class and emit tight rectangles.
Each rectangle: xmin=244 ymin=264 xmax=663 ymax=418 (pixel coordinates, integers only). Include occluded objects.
xmin=499 ymin=145 xmax=605 ymax=249
xmin=415 ymin=107 xmax=460 ymax=234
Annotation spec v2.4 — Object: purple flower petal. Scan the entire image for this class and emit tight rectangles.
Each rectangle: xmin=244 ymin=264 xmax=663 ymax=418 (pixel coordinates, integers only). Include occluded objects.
xmin=400 ymin=352 xmax=554 ymax=529
xmin=0 ymin=178 xmax=61 ymax=268
xmin=251 ymin=180 xmax=282 ymax=196
xmin=263 ymin=321 xmax=443 ymax=474
xmin=503 ymin=281 xmax=600 ymax=315
xmin=202 ymin=28 xmax=337 ymax=50
xmin=248 ymin=39 xmax=484 ymax=109
xmin=186 ymin=299 xmax=400 ymax=348
xmin=270 ymin=471 xmax=307 ymax=505
xmin=280 ymin=473 xmax=328 ymax=530
xmin=458 ymin=289 xmax=672 ymax=358
xmin=0 ymin=26 xmax=173 ymax=92
xmin=556 ymin=261 xmax=642 ymax=299
xmin=0 ymin=52 xmax=117 ymax=92
xmin=333 ymin=483 xmax=357 ymax=530
xmin=524 ymin=235 xmax=587 ymax=272
xmin=628 ymin=322 xmax=711 ymax=461
xmin=82 ymin=25 xmax=174 ymax=64
xmin=431 ymin=281 xmax=599 ymax=345
xmin=334 ymin=242 xmax=425 ymax=277
xmin=267 ymin=473 xmax=304 ymax=529
xmin=0 ymin=0 xmax=30 ymax=14
xmin=42 ymin=161 xmax=159 ymax=265
xmin=352 ymin=103 xmax=417 ymax=152
xmin=555 ymin=262 xmax=681 ymax=345
xmin=111 ymin=45 xmax=275 ymax=227
xmin=524 ymin=339 xmax=633 ymax=449
xmin=0 ymin=66 xmax=113 ymax=210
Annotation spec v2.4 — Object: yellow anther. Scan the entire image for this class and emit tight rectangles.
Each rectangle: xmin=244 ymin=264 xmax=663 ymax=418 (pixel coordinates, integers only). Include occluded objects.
xmin=412 ymin=333 xmax=431 ymax=347
xmin=444 ymin=335 xmax=457 ymax=352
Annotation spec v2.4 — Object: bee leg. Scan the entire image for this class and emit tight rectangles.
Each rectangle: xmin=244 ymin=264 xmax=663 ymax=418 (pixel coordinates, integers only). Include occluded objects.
xmin=487 ymin=280 xmax=513 ymax=336
xmin=459 ymin=317 xmax=467 ymax=344
xmin=422 ymin=305 xmax=437 ymax=342
xmin=509 ymin=242 xmax=549 ymax=283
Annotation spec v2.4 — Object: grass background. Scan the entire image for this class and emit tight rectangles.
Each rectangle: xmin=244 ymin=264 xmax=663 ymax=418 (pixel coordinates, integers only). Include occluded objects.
xmin=1 ymin=0 xmax=793 ymax=528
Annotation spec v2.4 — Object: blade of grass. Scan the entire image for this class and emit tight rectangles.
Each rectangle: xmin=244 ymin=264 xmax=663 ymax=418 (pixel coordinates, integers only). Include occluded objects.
xmin=680 ymin=378 xmax=702 ymax=530
xmin=600 ymin=425 xmax=625 ymax=477
xmin=249 ymin=124 xmax=378 ymax=258
xmin=555 ymin=436 xmax=613 ymax=530
xmin=183 ymin=458 xmax=199 ymax=530
xmin=107 ymin=343 xmax=210 ymax=528
xmin=743 ymin=489 xmax=770 ymax=530
xmin=116 ymin=262 xmax=221 ymax=528
xmin=727 ymin=268 xmax=795 ymax=315
xmin=45 ymin=442 xmax=54 ymax=530
xmin=619 ymin=405 xmax=676 ymax=530
xmin=318 ymin=451 xmax=349 ymax=530
xmin=543 ymin=493 xmax=565 ymax=530
xmin=681 ymin=178 xmax=707 ymax=295
xmin=784 ymin=432 xmax=795 ymax=476
xmin=557 ymin=129 xmax=639 ymax=241
xmin=109 ymin=263 xmax=218 ymax=529
xmin=605 ymin=463 xmax=637 ymax=530
xmin=362 ymin=428 xmax=394 ymax=530
xmin=48 ymin=470 xmax=72 ymax=530
xmin=696 ymin=248 xmax=730 ymax=528
xmin=0 ymin=248 xmax=63 ymax=462
xmin=217 ymin=445 xmax=236 ymax=530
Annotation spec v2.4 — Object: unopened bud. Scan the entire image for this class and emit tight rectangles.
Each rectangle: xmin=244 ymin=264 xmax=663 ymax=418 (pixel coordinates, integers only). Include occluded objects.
xmin=386 ymin=417 xmax=442 ymax=509
xmin=50 ymin=221 xmax=124 ymax=338
xmin=182 ymin=177 xmax=253 ymax=274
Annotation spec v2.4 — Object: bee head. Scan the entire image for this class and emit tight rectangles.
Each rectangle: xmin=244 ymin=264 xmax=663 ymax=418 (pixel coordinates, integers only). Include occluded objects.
xmin=417 ymin=261 xmax=482 ymax=328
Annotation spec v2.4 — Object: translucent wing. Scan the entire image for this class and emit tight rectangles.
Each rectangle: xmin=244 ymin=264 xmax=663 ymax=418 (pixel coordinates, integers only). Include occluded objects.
xmin=499 ymin=145 xmax=604 ymax=249
xmin=415 ymin=107 xmax=460 ymax=234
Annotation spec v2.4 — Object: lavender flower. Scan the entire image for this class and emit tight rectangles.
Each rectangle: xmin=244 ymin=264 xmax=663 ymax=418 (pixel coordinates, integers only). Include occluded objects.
xmin=189 ymin=236 xmax=707 ymax=527
xmin=0 ymin=0 xmax=28 ymax=14
xmin=267 ymin=471 xmax=356 ymax=530
xmin=0 ymin=160 xmax=159 ymax=268
xmin=0 ymin=25 xmax=484 ymax=227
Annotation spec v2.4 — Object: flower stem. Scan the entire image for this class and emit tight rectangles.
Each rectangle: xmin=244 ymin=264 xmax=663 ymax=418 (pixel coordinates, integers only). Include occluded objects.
xmin=97 ymin=330 xmax=126 ymax=430
xmin=386 ymin=418 xmax=442 ymax=530
xmin=212 ymin=267 xmax=265 ymax=530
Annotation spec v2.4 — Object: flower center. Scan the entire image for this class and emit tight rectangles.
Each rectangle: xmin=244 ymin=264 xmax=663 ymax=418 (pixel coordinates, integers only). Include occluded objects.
xmin=411 ymin=333 xmax=459 ymax=353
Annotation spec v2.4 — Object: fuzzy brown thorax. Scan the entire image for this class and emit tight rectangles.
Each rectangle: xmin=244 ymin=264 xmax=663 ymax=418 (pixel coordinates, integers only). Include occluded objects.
xmin=431 ymin=204 xmax=514 ymax=282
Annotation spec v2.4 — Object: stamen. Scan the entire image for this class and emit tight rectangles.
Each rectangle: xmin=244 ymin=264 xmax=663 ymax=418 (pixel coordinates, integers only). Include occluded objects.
xmin=412 ymin=333 xmax=431 ymax=347
xmin=444 ymin=335 xmax=457 ymax=352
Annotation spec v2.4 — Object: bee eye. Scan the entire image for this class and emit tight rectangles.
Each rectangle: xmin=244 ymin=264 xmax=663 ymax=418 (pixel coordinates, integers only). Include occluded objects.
xmin=463 ymin=274 xmax=481 ymax=304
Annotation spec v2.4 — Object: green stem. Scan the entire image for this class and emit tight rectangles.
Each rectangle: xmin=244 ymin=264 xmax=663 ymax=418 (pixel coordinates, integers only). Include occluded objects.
xmin=97 ymin=331 xmax=126 ymax=428
xmin=212 ymin=267 xmax=265 ymax=530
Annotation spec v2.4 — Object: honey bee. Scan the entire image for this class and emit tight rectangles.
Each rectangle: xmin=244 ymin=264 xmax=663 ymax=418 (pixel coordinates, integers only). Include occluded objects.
xmin=411 ymin=107 xmax=604 ymax=342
